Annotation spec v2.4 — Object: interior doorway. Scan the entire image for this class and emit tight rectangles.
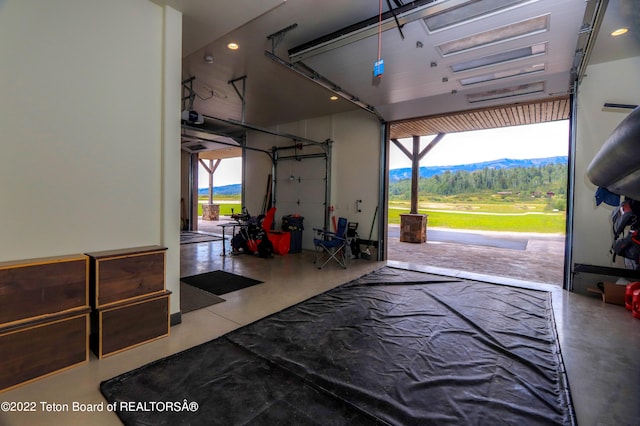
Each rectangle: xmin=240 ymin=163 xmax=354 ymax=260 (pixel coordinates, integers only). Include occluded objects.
xmin=385 ymin=100 xmax=571 ymax=286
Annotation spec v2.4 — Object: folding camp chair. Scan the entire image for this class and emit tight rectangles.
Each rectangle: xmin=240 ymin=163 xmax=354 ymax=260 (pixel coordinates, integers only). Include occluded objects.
xmin=313 ymin=217 xmax=349 ymax=269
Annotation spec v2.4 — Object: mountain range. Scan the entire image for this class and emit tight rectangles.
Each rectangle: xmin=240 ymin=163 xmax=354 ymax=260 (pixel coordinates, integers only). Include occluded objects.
xmin=198 ymin=183 xmax=241 ymax=196
xmin=199 ymin=157 xmax=568 ymax=193
xmin=389 ymin=156 xmax=568 ymax=182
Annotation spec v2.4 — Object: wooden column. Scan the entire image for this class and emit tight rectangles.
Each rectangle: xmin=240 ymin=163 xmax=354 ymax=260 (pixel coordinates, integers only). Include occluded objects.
xmin=411 ymin=136 xmax=420 ymax=214
xmin=391 ymin=133 xmax=445 ymax=213
xmin=199 ymin=158 xmax=221 ymax=204
xmin=190 ymin=154 xmax=199 ymax=231
xmin=199 ymin=158 xmax=222 ymax=221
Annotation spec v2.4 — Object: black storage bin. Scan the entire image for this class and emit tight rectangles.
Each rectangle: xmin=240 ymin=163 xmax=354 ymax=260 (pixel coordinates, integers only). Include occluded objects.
xmin=282 ymin=215 xmax=304 ymax=253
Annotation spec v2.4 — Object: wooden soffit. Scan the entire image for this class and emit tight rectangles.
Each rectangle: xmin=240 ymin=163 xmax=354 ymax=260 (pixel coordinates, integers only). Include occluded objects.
xmin=390 ymin=96 xmax=570 ymax=139
xmin=198 ymin=147 xmax=242 ymax=160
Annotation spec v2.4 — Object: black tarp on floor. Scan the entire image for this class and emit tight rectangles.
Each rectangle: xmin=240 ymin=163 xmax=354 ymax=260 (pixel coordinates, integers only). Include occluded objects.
xmin=101 ymin=267 xmax=575 ymax=425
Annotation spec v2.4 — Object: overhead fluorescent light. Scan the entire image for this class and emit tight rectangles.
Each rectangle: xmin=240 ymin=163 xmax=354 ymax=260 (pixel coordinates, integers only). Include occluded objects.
xmin=451 ymin=42 xmax=547 ymax=72
xmin=438 ymin=14 xmax=549 ymax=56
xmin=459 ymin=63 xmax=545 ymax=85
xmin=466 ymin=81 xmax=544 ymax=103
xmin=424 ymin=0 xmax=538 ymax=32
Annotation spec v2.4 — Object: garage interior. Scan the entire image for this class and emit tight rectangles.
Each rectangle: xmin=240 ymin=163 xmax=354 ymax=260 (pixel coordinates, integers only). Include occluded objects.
xmin=1 ymin=0 xmax=639 ymax=424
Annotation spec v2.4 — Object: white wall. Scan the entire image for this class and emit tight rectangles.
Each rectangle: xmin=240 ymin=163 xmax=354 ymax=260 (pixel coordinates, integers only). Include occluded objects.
xmin=572 ymin=56 xmax=640 ymax=292
xmin=331 ymin=110 xmax=382 ymax=243
xmin=244 ymin=110 xmax=382 ymax=250
xmin=0 ymin=0 xmax=182 ymax=313
xmin=161 ymin=5 xmax=183 ymax=314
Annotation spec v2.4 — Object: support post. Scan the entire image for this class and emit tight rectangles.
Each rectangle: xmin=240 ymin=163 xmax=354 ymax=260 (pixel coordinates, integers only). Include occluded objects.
xmin=411 ymin=136 xmax=420 ymax=214
xmin=198 ymin=158 xmax=221 ymax=221
xmin=190 ymin=154 xmax=199 ymax=230
xmin=391 ymin=133 xmax=444 ymax=214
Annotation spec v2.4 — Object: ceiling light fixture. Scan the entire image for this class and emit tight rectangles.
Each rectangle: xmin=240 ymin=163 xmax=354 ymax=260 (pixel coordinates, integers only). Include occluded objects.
xmin=330 ymin=95 xmax=339 ymax=101
xmin=611 ymin=28 xmax=628 ymax=36
xmin=227 ymin=42 xmax=239 ymax=50
xmin=204 ymin=54 xmax=214 ymax=63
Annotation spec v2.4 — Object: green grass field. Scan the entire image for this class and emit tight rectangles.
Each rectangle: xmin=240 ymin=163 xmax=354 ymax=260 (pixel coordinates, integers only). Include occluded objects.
xmin=197 ymin=197 xmax=241 ymax=216
xmin=389 ymin=200 xmax=566 ymax=233
xmin=197 ymin=196 xmax=566 ymax=233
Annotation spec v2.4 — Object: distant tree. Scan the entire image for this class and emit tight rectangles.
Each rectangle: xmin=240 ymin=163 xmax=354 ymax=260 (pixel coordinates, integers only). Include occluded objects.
xmin=389 ymin=163 xmax=568 ymax=203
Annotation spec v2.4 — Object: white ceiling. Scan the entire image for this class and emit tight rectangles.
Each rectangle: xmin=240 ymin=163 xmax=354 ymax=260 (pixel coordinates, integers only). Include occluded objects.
xmin=588 ymin=0 xmax=640 ymax=65
xmin=155 ymin=0 xmax=639 ymax=130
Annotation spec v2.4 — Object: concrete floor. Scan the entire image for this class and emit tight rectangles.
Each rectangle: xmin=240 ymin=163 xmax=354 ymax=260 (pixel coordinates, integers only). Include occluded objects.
xmin=198 ymin=218 xmax=566 ymax=286
xmin=1 ymin=219 xmax=638 ymax=425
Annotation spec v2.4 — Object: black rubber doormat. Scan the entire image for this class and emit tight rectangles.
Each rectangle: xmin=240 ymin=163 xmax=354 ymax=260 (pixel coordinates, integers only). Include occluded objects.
xmin=101 ymin=267 xmax=575 ymax=425
xmin=180 ymin=270 xmax=262 ymax=296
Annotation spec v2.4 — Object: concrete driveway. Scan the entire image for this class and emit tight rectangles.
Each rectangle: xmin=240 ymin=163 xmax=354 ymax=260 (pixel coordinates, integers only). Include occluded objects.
xmin=387 ymin=226 xmax=529 ymax=250
xmin=386 ymin=224 xmax=566 ymax=286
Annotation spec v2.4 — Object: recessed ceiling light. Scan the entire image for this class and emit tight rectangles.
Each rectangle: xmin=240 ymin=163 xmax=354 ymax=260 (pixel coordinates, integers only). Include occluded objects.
xmin=227 ymin=42 xmax=239 ymax=50
xmin=330 ymin=95 xmax=339 ymax=101
xmin=611 ymin=28 xmax=628 ymax=37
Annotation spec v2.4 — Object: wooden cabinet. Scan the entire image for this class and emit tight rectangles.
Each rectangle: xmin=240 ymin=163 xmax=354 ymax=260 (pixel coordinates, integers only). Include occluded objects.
xmin=87 ymin=245 xmax=166 ymax=308
xmin=92 ymin=292 xmax=170 ymax=358
xmin=86 ymin=246 xmax=170 ymax=358
xmin=0 ymin=254 xmax=90 ymax=392
xmin=0 ymin=312 xmax=89 ymax=392
xmin=0 ymin=254 xmax=88 ymax=326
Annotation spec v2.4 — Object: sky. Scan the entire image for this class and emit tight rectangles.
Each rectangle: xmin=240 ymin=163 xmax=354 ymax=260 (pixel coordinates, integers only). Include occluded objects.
xmin=199 ymin=120 xmax=570 ymax=187
xmin=390 ymin=120 xmax=570 ymax=169
xmin=198 ymin=157 xmax=242 ymax=187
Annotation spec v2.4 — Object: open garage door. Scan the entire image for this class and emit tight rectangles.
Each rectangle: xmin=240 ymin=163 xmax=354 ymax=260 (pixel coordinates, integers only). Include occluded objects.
xmin=385 ymin=96 xmax=573 ymax=287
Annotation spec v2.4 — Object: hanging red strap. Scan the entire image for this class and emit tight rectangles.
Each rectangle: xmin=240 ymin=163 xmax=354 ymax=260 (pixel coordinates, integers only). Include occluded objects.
xmin=378 ymin=0 xmax=383 ymax=62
